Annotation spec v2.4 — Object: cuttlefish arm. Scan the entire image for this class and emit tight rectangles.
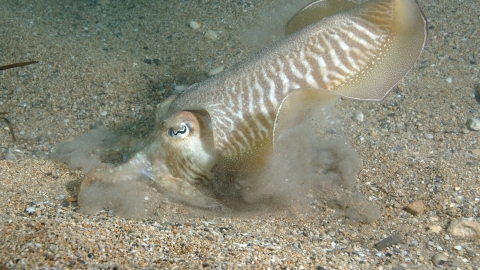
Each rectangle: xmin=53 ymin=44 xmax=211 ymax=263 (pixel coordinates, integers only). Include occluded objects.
xmin=76 ymin=0 xmax=426 ymax=207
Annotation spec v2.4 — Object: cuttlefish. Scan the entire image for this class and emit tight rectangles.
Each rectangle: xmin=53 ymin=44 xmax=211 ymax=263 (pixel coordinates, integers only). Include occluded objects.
xmin=54 ymin=0 xmax=426 ymax=208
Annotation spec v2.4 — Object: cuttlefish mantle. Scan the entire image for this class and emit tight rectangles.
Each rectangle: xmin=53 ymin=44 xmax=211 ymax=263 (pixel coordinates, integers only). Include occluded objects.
xmin=53 ymin=0 xmax=427 ymax=209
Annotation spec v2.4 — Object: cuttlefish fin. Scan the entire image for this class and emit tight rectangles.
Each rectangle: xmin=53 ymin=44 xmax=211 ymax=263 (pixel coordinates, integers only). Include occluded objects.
xmin=286 ymin=0 xmax=356 ymax=35
xmin=332 ymin=0 xmax=427 ymax=101
xmin=273 ymin=88 xmax=340 ymax=146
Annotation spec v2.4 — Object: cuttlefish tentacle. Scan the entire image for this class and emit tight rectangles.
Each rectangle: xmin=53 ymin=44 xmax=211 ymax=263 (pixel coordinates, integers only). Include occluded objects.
xmin=76 ymin=0 xmax=426 ymax=207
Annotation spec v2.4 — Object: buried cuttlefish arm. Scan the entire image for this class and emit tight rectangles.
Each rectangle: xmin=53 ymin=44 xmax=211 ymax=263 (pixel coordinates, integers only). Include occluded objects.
xmin=53 ymin=0 xmax=427 ymax=208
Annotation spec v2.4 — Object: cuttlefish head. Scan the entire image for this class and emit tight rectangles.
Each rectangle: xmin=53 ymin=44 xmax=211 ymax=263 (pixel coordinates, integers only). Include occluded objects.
xmin=77 ymin=108 xmax=220 ymax=208
xmin=157 ymin=110 xmax=217 ymax=186
xmin=126 ymin=109 xmax=219 ymax=207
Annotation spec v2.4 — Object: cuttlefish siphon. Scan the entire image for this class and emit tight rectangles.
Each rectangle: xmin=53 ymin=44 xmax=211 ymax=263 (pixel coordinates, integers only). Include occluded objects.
xmin=56 ymin=0 xmax=427 ymax=208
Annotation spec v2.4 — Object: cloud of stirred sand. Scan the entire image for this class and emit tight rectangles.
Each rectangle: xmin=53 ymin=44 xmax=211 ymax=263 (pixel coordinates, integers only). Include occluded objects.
xmin=231 ymin=107 xmax=381 ymax=223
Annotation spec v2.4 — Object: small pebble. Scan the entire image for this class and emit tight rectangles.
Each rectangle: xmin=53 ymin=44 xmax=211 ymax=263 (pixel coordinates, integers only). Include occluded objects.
xmin=447 ymin=218 xmax=480 ymax=238
xmin=445 ymin=77 xmax=453 ymax=83
xmin=173 ymin=84 xmax=189 ymax=94
xmin=374 ymin=234 xmax=403 ymax=250
xmin=424 ymin=133 xmax=433 ymax=139
xmin=427 ymin=225 xmax=442 ymax=234
xmin=100 ymin=111 xmax=108 ymax=116
xmin=466 ymin=118 xmax=480 ymax=131
xmin=354 ymin=112 xmax=364 ymax=122
xmin=205 ymin=30 xmax=218 ymax=40
xmin=404 ymin=201 xmax=425 ymax=216
xmin=471 ymin=149 xmax=480 ymax=157
xmin=393 ymin=146 xmax=403 ymax=152
xmin=432 ymin=253 xmax=449 ymax=266
xmin=25 ymin=207 xmax=35 ymax=214
xmin=393 ymin=201 xmax=402 ymax=208
xmin=189 ymin=21 xmax=201 ymax=29
xmin=208 ymin=65 xmax=224 ymax=76
xmin=66 ymin=197 xmax=77 ymax=202
xmin=474 ymin=83 xmax=480 ymax=103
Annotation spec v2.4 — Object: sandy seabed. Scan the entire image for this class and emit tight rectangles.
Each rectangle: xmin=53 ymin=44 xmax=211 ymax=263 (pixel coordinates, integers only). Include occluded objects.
xmin=1 ymin=0 xmax=479 ymax=269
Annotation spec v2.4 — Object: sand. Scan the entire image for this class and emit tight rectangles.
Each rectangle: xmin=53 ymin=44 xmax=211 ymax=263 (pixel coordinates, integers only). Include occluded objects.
xmin=1 ymin=0 xmax=479 ymax=268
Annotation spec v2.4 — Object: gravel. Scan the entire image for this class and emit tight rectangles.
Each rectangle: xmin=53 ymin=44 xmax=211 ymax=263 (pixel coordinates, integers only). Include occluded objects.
xmin=1 ymin=0 xmax=480 ymax=268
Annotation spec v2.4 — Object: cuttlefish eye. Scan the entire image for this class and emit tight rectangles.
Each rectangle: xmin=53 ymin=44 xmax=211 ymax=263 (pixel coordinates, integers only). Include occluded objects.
xmin=168 ymin=122 xmax=190 ymax=139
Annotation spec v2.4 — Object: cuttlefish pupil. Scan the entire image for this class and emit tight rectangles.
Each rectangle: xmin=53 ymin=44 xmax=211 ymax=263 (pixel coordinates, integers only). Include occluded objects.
xmin=54 ymin=0 xmax=427 ymax=208
xmin=168 ymin=123 xmax=190 ymax=138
